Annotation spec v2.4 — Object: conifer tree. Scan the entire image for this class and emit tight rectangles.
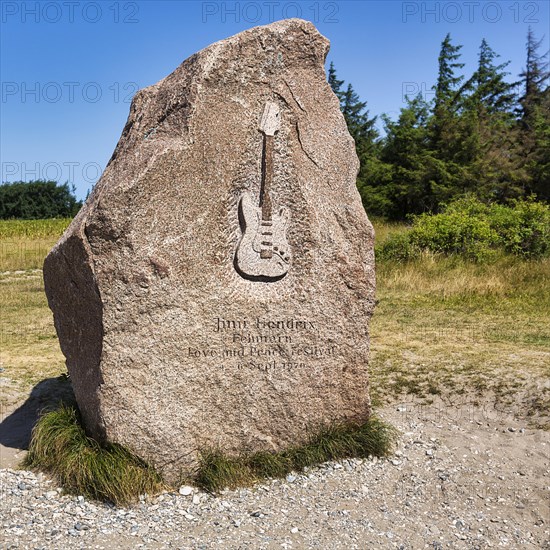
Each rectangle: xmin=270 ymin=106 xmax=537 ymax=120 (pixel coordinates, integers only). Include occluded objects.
xmin=434 ymin=33 xmax=465 ymax=111
xmin=361 ymin=95 xmax=454 ymax=218
xmin=430 ymin=34 xmax=469 ymax=164
xmin=519 ymin=27 xmax=550 ymax=123
xmin=328 ymin=61 xmax=345 ymax=102
xmin=459 ymin=40 xmax=525 ymax=201
xmin=327 ymin=63 xmax=379 ymax=207
xmin=470 ymin=39 xmax=518 ymax=116
xmin=341 ymin=83 xmax=378 ymax=155
xmin=518 ymin=28 xmax=550 ymax=200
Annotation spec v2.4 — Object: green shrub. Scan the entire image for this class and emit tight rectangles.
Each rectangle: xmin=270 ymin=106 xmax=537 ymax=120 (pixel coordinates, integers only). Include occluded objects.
xmin=409 ymin=210 xmax=499 ymax=262
xmin=377 ymin=196 xmax=550 ymax=262
xmin=488 ymin=199 xmax=550 ymax=258
xmin=376 ymin=231 xmax=420 ymax=262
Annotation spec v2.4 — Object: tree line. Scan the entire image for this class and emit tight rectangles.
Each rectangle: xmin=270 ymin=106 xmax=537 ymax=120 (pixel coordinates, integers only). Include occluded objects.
xmin=330 ymin=28 xmax=549 ymax=220
xmin=0 ymin=180 xmax=82 ymax=219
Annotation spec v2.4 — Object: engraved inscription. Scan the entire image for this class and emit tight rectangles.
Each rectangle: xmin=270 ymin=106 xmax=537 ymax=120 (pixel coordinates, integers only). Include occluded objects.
xmin=188 ymin=317 xmax=339 ymax=371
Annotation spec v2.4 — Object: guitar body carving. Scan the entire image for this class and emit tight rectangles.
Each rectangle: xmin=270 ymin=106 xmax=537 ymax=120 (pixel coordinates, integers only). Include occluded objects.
xmin=235 ymin=192 xmax=291 ymax=281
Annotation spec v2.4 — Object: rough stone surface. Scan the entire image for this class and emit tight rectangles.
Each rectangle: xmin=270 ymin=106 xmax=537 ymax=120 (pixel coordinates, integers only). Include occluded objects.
xmin=43 ymin=19 xmax=375 ymax=483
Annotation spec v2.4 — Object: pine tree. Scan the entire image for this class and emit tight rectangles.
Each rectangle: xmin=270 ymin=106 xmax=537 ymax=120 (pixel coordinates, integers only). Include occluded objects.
xmin=458 ymin=40 xmax=525 ymax=201
xmin=518 ymin=28 xmax=550 ymax=200
xmin=361 ymin=95 xmax=456 ymax=218
xmin=327 ymin=63 xmax=377 ymax=147
xmin=430 ymin=34 xmax=469 ymax=163
xmin=341 ymin=83 xmax=378 ymax=154
xmin=327 ymin=63 xmax=380 ymax=210
xmin=434 ymin=33 xmax=465 ymax=111
xmin=328 ymin=61 xmax=345 ymax=102
xmin=519 ymin=27 xmax=550 ymax=123
xmin=470 ymin=39 xmax=518 ymax=116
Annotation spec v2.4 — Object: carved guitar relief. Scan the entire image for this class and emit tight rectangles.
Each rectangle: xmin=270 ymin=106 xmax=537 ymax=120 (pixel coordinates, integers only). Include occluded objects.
xmin=235 ymin=102 xmax=291 ymax=282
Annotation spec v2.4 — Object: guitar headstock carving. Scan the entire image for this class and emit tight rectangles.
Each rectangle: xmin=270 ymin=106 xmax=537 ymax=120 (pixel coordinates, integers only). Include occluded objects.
xmin=259 ymin=102 xmax=281 ymax=137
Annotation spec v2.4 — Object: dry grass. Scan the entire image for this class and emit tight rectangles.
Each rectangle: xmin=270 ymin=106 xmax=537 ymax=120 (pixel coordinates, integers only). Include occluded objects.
xmin=0 ymin=218 xmax=70 ymax=272
xmin=0 ymin=220 xmax=70 ymax=407
xmin=0 ymin=274 xmax=65 ymax=407
xmin=371 ymin=221 xmax=550 ymax=427
xmin=0 ymin=218 xmax=71 ymax=239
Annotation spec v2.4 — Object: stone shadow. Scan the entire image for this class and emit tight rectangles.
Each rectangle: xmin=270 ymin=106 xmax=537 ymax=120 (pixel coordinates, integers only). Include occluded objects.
xmin=0 ymin=375 xmax=75 ymax=454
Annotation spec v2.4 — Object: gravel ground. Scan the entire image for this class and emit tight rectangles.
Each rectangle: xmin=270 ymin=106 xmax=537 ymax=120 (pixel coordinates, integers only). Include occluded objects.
xmin=1 ymin=401 xmax=549 ymax=549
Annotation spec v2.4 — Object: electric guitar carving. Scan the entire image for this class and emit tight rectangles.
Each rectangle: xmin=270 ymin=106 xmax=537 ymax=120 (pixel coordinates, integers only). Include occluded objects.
xmin=235 ymin=102 xmax=291 ymax=281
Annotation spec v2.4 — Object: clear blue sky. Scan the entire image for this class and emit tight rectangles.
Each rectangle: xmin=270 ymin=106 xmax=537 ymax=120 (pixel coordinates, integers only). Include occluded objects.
xmin=2 ymin=0 xmax=548 ymax=199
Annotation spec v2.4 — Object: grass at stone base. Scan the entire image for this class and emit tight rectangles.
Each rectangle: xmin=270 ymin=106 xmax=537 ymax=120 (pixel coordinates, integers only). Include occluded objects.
xmin=194 ymin=416 xmax=398 ymax=493
xmin=24 ymin=403 xmax=397 ymax=504
xmin=23 ymin=404 xmax=168 ymax=506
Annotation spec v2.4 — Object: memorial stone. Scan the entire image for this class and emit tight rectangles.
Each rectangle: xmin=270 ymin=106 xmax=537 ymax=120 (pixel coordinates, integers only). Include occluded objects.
xmin=43 ymin=19 xmax=376 ymax=483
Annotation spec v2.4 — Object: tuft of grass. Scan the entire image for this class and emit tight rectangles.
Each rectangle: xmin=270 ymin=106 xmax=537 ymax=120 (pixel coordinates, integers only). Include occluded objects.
xmin=195 ymin=416 xmax=398 ymax=493
xmin=23 ymin=404 xmax=167 ymax=506
xmin=194 ymin=451 xmax=255 ymax=493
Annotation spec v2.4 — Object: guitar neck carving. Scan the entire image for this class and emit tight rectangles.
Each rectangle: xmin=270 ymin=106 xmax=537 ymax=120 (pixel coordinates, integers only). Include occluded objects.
xmin=262 ymin=133 xmax=275 ymax=216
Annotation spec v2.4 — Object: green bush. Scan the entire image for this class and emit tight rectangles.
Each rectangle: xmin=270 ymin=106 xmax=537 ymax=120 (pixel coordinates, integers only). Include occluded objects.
xmin=488 ymin=199 xmax=550 ymax=258
xmin=377 ymin=196 xmax=550 ymax=262
xmin=376 ymin=230 xmax=420 ymax=262
xmin=409 ymin=210 xmax=499 ymax=262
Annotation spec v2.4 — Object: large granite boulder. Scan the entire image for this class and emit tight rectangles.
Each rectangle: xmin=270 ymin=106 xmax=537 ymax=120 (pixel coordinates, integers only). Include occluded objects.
xmin=44 ymin=18 xmax=376 ymax=483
